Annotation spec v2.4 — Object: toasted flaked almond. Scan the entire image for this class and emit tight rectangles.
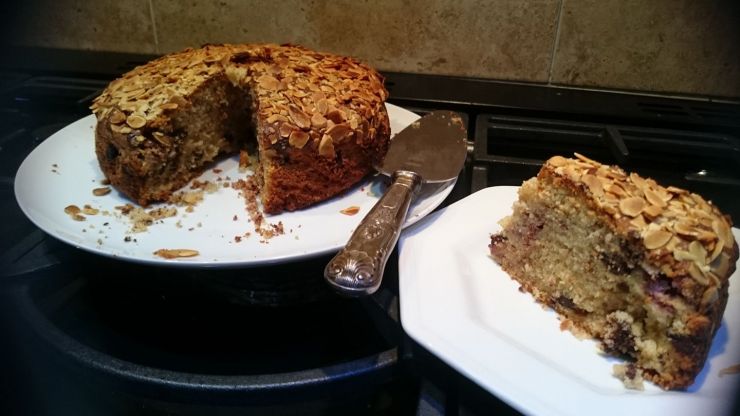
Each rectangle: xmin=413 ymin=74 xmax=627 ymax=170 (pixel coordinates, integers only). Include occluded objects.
xmin=673 ymin=249 xmax=696 ymax=263
xmin=310 ymin=92 xmax=326 ymax=104
xmin=630 ymin=214 xmax=647 ymax=230
xmin=709 ymin=238 xmax=724 ymax=263
xmin=582 ymin=174 xmax=603 ymax=197
xmin=267 ymin=114 xmax=288 ymax=124
xmin=325 ymin=108 xmax=345 ymax=124
xmin=160 ymin=102 xmax=179 ymax=110
xmin=279 ymin=122 xmax=296 ymax=138
xmin=644 ymin=187 xmax=667 ymax=208
xmin=688 ymin=262 xmax=710 ymax=285
xmin=289 ymin=130 xmax=310 ymax=148
xmin=629 ymin=173 xmax=647 ymax=193
xmin=573 ymin=152 xmax=599 ymax=166
xmin=318 ymin=134 xmax=335 ymax=158
xmin=72 ymin=214 xmax=86 ymax=221
xmin=152 ymin=132 xmax=173 ymax=146
xmin=619 ymin=196 xmax=646 ymax=217
xmin=311 ymin=112 xmax=327 ymax=128
xmin=666 ymin=186 xmax=688 ymax=195
xmin=316 ymin=98 xmax=329 ymax=114
xmin=673 ymin=220 xmax=697 ymax=238
xmin=327 ymin=123 xmax=352 ymax=144
xmin=64 ymin=205 xmax=81 ymax=215
xmin=126 ymin=113 xmax=146 ymax=129
xmin=93 ymin=187 xmax=112 ymax=196
xmin=642 ymin=204 xmax=663 ymax=219
xmin=340 ymin=206 xmax=360 ymax=216
xmin=547 ymin=156 xmax=568 ymax=167
xmin=153 ymin=249 xmax=199 ymax=259
xmin=712 ymin=218 xmax=735 ymax=249
xmin=288 ymin=104 xmax=311 ymax=129
xmin=607 ymin=183 xmax=627 ymax=197
xmin=688 ymin=240 xmax=707 ymax=266
xmin=109 ymin=109 xmax=126 ymax=124
xmin=643 ymin=228 xmax=672 ymax=250
xmin=82 ymin=205 xmax=99 ymax=215
xmin=259 ymin=75 xmax=281 ymax=91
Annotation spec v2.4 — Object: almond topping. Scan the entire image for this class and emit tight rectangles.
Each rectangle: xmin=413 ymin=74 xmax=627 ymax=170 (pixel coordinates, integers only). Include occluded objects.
xmin=642 ymin=204 xmax=663 ymax=219
xmin=316 ymin=98 xmax=329 ymax=114
xmin=126 ymin=113 xmax=146 ymax=129
xmin=688 ymin=240 xmax=707 ymax=266
xmin=327 ymin=123 xmax=352 ymax=144
xmin=93 ymin=187 xmax=112 ymax=196
xmin=712 ymin=218 xmax=735 ymax=249
xmin=619 ymin=196 xmax=646 ymax=217
xmin=152 ymin=132 xmax=173 ymax=146
xmin=643 ymin=228 xmax=672 ymax=250
xmin=288 ymin=104 xmax=311 ymax=129
xmin=288 ymin=130 xmax=310 ymax=148
xmin=260 ymin=75 xmax=281 ymax=91
xmin=154 ymin=249 xmax=200 ymax=259
xmin=673 ymin=220 xmax=697 ymax=238
xmin=709 ymin=238 xmax=724 ymax=263
xmin=311 ymin=112 xmax=327 ymax=128
xmin=64 ymin=205 xmax=81 ymax=215
xmin=582 ymin=174 xmax=603 ymax=197
xmin=548 ymin=156 xmax=568 ymax=167
xmin=688 ymin=262 xmax=710 ymax=285
xmin=109 ymin=109 xmax=126 ymax=124
xmin=340 ymin=206 xmax=361 ymax=216
xmin=279 ymin=122 xmax=295 ymax=138
xmin=644 ymin=187 xmax=667 ymax=208
xmin=318 ymin=134 xmax=335 ymax=158
xmin=573 ymin=152 xmax=599 ymax=166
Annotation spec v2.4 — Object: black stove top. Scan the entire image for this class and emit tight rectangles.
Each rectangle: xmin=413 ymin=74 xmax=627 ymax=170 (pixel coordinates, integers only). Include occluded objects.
xmin=1 ymin=47 xmax=739 ymax=416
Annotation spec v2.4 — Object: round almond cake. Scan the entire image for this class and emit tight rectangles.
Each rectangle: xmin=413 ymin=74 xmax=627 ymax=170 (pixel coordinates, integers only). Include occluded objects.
xmin=90 ymin=43 xmax=391 ymax=213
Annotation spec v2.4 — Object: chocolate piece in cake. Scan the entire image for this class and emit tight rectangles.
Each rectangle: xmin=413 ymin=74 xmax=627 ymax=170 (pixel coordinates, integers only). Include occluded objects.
xmin=489 ymin=153 xmax=738 ymax=389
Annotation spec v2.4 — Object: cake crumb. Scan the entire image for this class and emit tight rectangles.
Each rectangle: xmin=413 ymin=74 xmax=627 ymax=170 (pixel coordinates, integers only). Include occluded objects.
xmin=232 ymin=176 xmax=286 ymax=240
xmin=719 ymin=364 xmax=740 ymax=377
xmin=613 ymin=364 xmax=644 ymax=390
xmin=340 ymin=205 xmax=360 ymax=215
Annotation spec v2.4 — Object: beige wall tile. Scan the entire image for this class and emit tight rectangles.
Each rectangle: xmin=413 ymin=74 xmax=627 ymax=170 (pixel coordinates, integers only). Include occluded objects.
xmin=9 ymin=0 xmax=157 ymax=53
xmin=551 ymin=0 xmax=740 ymax=97
xmin=153 ymin=0 xmax=560 ymax=82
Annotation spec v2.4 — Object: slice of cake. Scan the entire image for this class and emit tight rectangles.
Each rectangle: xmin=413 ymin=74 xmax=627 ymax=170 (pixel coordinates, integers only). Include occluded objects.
xmin=489 ymin=154 xmax=738 ymax=389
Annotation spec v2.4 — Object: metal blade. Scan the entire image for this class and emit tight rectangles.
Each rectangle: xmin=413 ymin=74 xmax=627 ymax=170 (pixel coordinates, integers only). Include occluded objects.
xmin=377 ymin=110 xmax=467 ymax=183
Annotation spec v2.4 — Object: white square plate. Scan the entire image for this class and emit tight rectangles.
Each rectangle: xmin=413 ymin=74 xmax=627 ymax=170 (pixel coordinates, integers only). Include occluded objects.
xmin=399 ymin=186 xmax=740 ymax=416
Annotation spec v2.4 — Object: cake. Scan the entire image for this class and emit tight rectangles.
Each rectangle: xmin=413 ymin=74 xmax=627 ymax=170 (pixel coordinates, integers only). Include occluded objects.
xmin=489 ymin=154 xmax=737 ymax=389
xmin=90 ymin=43 xmax=390 ymax=214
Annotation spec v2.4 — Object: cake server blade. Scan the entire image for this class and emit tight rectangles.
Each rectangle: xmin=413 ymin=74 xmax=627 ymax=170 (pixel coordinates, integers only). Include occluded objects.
xmin=324 ymin=110 xmax=468 ymax=296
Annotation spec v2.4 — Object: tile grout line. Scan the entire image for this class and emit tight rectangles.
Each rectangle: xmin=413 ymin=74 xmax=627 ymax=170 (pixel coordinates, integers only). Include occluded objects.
xmin=148 ymin=0 xmax=160 ymax=54
xmin=547 ymin=0 xmax=566 ymax=85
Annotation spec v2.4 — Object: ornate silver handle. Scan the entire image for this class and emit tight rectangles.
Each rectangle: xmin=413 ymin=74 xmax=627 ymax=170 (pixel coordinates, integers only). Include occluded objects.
xmin=324 ymin=170 xmax=422 ymax=296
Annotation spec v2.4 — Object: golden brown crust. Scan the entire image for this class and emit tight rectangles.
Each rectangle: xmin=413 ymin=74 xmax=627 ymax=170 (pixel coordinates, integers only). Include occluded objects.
xmin=543 ymin=154 xmax=736 ymax=310
xmin=90 ymin=43 xmax=390 ymax=213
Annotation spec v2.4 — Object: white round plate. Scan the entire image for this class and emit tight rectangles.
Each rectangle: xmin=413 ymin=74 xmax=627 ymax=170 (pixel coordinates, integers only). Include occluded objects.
xmin=14 ymin=103 xmax=456 ymax=267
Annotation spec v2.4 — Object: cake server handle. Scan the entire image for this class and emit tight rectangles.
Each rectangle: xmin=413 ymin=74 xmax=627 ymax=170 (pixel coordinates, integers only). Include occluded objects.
xmin=324 ymin=170 xmax=422 ymax=296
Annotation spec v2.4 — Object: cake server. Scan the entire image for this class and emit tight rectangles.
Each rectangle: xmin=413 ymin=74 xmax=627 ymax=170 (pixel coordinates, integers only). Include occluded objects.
xmin=324 ymin=110 xmax=468 ymax=296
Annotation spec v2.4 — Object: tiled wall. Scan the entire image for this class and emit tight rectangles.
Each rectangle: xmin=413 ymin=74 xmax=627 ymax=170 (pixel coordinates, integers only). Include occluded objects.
xmin=7 ymin=0 xmax=740 ymax=98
